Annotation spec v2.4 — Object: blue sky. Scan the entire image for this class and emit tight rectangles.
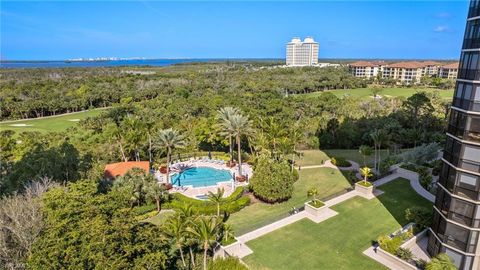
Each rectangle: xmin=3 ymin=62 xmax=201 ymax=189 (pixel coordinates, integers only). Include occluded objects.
xmin=1 ymin=1 xmax=470 ymax=60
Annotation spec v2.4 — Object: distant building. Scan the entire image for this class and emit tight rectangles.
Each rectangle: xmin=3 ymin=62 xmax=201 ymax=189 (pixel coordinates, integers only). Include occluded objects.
xmin=349 ymin=60 xmax=459 ymax=83
xmin=104 ymin=161 xmax=150 ymax=180
xmin=439 ymin=62 xmax=459 ymax=79
xmin=382 ymin=61 xmax=427 ymax=84
xmin=423 ymin=61 xmax=442 ymax=76
xmin=286 ymin=37 xmax=319 ymax=66
xmin=349 ymin=61 xmax=385 ymax=79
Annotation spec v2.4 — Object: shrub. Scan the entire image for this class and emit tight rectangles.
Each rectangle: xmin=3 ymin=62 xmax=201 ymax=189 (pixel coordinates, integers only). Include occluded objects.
xmin=379 ymin=155 xmax=400 ymax=175
xmin=431 ymin=160 xmax=442 ymax=176
xmin=426 ymin=253 xmax=457 ymax=270
xmin=292 ymin=168 xmax=299 ymax=182
xmin=308 ymin=200 xmax=325 ymax=208
xmin=331 ymin=157 xmax=351 ymax=167
xmin=250 ymin=154 xmax=294 ymax=203
xmin=378 ymin=231 xmax=412 ymax=254
xmin=208 ymin=257 xmax=248 ymax=270
xmin=343 ymin=170 xmax=358 ymax=185
xmin=416 ymin=259 xmax=428 ymax=269
xmin=405 ymin=207 xmax=432 ymax=229
xmin=163 ymin=187 xmax=250 ymax=215
xmin=395 ymin=247 xmax=413 ymax=261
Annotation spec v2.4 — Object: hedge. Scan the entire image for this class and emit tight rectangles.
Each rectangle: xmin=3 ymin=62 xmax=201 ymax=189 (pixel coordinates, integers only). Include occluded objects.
xmin=163 ymin=187 xmax=250 ymax=215
xmin=331 ymin=157 xmax=351 ymax=167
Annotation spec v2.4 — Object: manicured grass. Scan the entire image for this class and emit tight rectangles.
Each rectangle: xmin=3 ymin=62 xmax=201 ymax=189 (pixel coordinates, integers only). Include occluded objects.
xmin=0 ymin=108 xmax=106 ymax=133
xmin=144 ymin=210 xmax=176 ymax=226
xmin=297 ymin=87 xmax=454 ymax=100
xmin=243 ymin=179 xmax=432 ymax=270
xmin=227 ymin=167 xmax=351 ymax=235
xmin=297 ymin=149 xmax=391 ymax=167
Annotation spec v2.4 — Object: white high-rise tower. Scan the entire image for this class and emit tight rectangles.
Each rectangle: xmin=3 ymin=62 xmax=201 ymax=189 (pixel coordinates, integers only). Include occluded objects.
xmin=286 ymin=37 xmax=319 ymax=66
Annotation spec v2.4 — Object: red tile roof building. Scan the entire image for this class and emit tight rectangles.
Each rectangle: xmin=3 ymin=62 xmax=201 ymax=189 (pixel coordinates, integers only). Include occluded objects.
xmin=349 ymin=61 xmax=385 ymax=78
xmin=104 ymin=161 xmax=150 ymax=179
xmin=439 ymin=62 xmax=459 ymax=79
xmin=349 ymin=60 xmax=459 ymax=83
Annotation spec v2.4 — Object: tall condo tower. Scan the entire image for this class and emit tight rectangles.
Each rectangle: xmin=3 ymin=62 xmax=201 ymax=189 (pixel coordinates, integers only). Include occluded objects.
xmin=286 ymin=37 xmax=319 ymax=66
xmin=428 ymin=1 xmax=480 ymax=269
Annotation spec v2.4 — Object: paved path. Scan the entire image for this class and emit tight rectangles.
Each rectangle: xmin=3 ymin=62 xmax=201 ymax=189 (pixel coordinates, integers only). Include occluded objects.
xmin=374 ymin=172 xmax=435 ymax=203
xmin=237 ymin=212 xmax=308 ymax=243
xmin=226 ymin=165 xmax=435 ymax=259
xmin=301 ymin=159 xmax=360 ymax=171
xmin=363 ymin=247 xmax=415 ymax=270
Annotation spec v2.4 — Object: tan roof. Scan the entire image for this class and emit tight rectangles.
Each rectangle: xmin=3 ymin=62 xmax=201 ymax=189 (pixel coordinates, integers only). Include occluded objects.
xmin=441 ymin=62 xmax=459 ymax=69
xmin=349 ymin=61 xmax=384 ymax=67
xmin=104 ymin=161 xmax=150 ymax=179
xmin=386 ymin=61 xmax=426 ymax=69
xmin=422 ymin=61 xmax=441 ymax=66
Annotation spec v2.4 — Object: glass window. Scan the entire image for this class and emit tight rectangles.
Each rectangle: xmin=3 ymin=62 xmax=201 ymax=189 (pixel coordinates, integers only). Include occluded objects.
xmin=465 ymin=84 xmax=473 ymax=100
xmin=456 ymin=84 xmax=464 ymax=98
xmin=471 ymin=53 xmax=480 ymax=70
xmin=475 ymin=86 xmax=480 ymax=101
xmin=463 ymin=145 xmax=480 ymax=161
xmin=459 ymin=173 xmax=478 ymax=187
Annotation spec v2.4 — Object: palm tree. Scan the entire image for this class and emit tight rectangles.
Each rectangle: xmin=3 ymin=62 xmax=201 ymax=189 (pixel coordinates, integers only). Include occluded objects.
xmin=358 ymin=145 xmax=373 ymax=167
xmin=370 ymin=129 xmax=389 ymax=172
xmin=146 ymin=182 xmax=168 ymax=212
xmin=187 ymin=217 xmax=221 ymax=270
xmin=207 ymin=187 xmax=225 ymax=217
xmin=164 ymin=215 xmax=188 ymax=268
xmin=359 ymin=167 xmax=373 ymax=185
xmin=155 ymin=129 xmax=185 ymax=184
xmin=216 ymin=107 xmax=240 ymax=162
xmin=226 ymin=112 xmax=253 ymax=176
xmin=307 ymin=187 xmax=319 ymax=203
xmin=426 ymin=253 xmax=456 ymax=270
xmin=222 ymin=223 xmax=235 ymax=243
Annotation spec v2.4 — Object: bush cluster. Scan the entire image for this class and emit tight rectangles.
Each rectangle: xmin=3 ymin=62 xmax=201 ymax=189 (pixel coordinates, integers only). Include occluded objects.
xmin=378 ymin=230 xmax=413 ymax=254
xmin=250 ymin=154 xmax=295 ymax=203
xmin=331 ymin=157 xmax=351 ymax=167
xmin=165 ymin=187 xmax=250 ymax=215
xmin=405 ymin=207 xmax=432 ymax=231
xmin=208 ymin=257 xmax=248 ymax=270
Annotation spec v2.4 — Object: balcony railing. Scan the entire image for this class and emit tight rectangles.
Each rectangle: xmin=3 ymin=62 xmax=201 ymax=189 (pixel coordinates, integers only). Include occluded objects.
xmin=458 ymin=68 xmax=480 ymax=81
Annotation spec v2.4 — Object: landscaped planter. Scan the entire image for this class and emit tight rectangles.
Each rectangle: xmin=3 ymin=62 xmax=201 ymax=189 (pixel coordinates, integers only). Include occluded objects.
xmin=304 ymin=201 xmax=328 ymax=218
xmin=159 ymin=166 xmax=168 ymax=174
xmin=236 ymin=175 xmax=246 ymax=182
xmin=355 ymin=181 xmax=374 ymax=197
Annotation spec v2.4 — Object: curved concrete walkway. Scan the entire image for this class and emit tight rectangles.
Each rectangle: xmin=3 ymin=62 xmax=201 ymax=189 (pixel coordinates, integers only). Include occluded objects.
xmin=374 ymin=170 xmax=435 ymax=203
xmin=301 ymin=159 xmax=360 ymax=171
xmin=224 ymin=165 xmax=435 ymax=260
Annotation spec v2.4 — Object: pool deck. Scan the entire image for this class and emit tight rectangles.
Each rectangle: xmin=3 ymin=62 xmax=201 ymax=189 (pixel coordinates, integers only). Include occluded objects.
xmin=161 ymin=160 xmax=253 ymax=199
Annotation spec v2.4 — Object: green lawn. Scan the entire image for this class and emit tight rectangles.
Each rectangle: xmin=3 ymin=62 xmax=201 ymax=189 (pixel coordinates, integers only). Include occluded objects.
xmin=297 ymin=87 xmax=454 ymax=100
xmin=297 ymin=149 xmax=391 ymax=167
xmin=227 ymin=167 xmax=351 ymax=235
xmin=243 ymin=179 xmax=433 ymax=270
xmin=144 ymin=210 xmax=176 ymax=226
xmin=0 ymin=108 xmax=107 ymax=133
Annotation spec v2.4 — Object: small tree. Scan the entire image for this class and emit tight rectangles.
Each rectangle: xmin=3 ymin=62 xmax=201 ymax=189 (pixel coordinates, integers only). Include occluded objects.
xmin=207 ymin=187 xmax=225 ymax=217
xmin=359 ymin=166 xmax=373 ymax=185
xmin=307 ymin=187 xmax=319 ymax=204
xmin=249 ymin=153 xmax=294 ymax=203
xmin=359 ymin=145 xmax=373 ymax=167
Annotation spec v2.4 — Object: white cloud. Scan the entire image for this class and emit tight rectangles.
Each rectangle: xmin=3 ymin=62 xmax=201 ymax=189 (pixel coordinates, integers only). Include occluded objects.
xmin=435 ymin=12 xmax=451 ymax=19
xmin=433 ymin=26 xmax=449 ymax=33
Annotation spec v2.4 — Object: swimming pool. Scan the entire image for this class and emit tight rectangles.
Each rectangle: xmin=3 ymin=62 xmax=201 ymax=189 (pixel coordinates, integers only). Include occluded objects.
xmin=171 ymin=167 xmax=232 ymax=187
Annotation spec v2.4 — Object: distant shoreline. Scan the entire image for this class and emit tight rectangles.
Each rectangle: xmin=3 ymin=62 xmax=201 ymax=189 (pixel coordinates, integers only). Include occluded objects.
xmin=0 ymin=58 xmax=458 ymax=69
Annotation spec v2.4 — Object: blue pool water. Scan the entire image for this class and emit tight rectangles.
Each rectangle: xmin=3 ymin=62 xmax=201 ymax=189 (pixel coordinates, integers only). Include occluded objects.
xmin=171 ymin=167 xmax=232 ymax=187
